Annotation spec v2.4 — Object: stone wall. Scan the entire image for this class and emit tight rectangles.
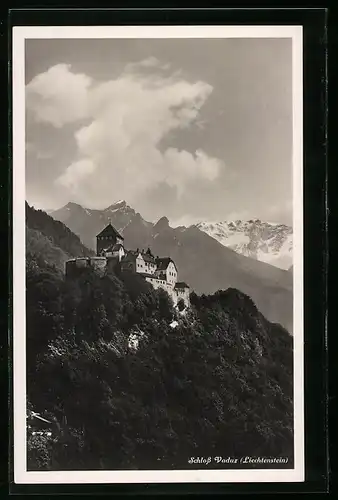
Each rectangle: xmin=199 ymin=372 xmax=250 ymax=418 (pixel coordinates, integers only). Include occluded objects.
xmin=175 ymin=287 xmax=190 ymax=308
xmin=89 ymin=257 xmax=107 ymax=276
xmin=66 ymin=257 xmax=107 ymax=277
xmin=144 ymin=276 xmax=190 ymax=309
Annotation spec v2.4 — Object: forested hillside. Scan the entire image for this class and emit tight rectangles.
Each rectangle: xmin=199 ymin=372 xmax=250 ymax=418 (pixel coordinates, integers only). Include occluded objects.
xmin=27 ymin=242 xmax=294 ymax=471
xmin=26 ymin=203 xmax=93 ymax=269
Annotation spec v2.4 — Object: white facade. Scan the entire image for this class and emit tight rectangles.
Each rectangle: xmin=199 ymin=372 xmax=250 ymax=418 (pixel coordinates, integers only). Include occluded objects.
xmin=117 ymin=246 xmax=125 ymax=261
xmin=105 ymin=246 xmax=125 ymax=262
xmin=136 ymin=253 xmax=146 ymax=272
xmin=143 ymin=260 xmax=156 ymax=275
xmin=165 ymin=261 xmax=177 ymax=286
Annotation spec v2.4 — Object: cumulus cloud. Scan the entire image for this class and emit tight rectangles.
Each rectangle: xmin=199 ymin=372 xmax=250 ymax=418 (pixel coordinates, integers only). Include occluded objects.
xmin=162 ymin=148 xmax=220 ymax=196
xmin=56 ymin=159 xmax=96 ymax=192
xmin=26 ymin=64 xmax=92 ymax=127
xmin=27 ymin=61 xmax=223 ymax=207
xmin=125 ymin=56 xmax=171 ymax=73
xmin=266 ymin=200 xmax=293 ymax=220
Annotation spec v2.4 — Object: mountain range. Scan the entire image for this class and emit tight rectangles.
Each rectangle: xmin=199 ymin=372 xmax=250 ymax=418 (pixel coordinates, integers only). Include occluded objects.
xmin=196 ymin=220 xmax=292 ymax=270
xmin=50 ymin=201 xmax=293 ymax=333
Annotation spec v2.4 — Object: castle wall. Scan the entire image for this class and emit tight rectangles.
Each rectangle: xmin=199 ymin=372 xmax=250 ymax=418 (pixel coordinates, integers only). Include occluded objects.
xmin=89 ymin=257 xmax=107 ymax=276
xmin=106 ymin=256 xmax=120 ymax=274
xmin=66 ymin=256 xmax=107 ymax=278
xmin=75 ymin=257 xmax=90 ymax=268
xmin=65 ymin=259 xmax=77 ymax=277
xmin=65 ymin=258 xmax=90 ymax=279
xmin=106 ymin=247 xmax=125 ymax=261
xmin=175 ymin=288 xmax=190 ymax=308
xmin=145 ymin=276 xmax=175 ymax=298
xmin=144 ymin=276 xmax=190 ymax=307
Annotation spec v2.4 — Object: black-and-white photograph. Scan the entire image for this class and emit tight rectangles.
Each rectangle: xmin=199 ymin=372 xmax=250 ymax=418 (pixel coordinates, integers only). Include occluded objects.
xmin=13 ymin=25 xmax=304 ymax=483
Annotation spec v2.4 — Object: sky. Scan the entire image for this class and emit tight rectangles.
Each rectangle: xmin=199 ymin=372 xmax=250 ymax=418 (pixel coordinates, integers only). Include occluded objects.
xmin=25 ymin=37 xmax=293 ymax=226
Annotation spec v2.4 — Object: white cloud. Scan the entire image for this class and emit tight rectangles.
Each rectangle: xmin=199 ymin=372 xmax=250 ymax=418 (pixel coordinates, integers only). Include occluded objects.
xmin=124 ymin=56 xmax=171 ymax=73
xmin=26 ymin=64 xmax=92 ymax=127
xmin=56 ymin=159 xmax=96 ymax=192
xmin=266 ymin=200 xmax=293 ymax=219
xmin=27 ymin=61 xmax=223 ymax=207
xmin=162 ymin=148 xmax=221 ymax=196
xmin=224 ymin=210 xmax=252 ymax=222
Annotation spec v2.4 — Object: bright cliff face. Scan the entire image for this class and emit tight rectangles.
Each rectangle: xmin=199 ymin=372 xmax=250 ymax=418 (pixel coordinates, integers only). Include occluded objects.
xmin=65 ymin=223 xmax=190 ymax=308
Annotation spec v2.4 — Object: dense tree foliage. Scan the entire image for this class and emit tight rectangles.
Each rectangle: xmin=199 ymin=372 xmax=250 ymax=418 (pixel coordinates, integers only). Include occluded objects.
xmin=27 ymin=248 xmax=293 ymax=471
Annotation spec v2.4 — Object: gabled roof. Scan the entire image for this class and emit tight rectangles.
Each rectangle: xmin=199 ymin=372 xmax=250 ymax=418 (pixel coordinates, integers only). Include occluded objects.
xmin=121 ymin=252 xmax=137 ymax=263
xmin=143 ymin=253 xmax=156 ymax=263
xmin=105 ymin=243 xmax=124 ymax=252
xmin=175 ymin=282 xmax=189 ymax=289
xmin=155 ymin=257 xmax=176 ymax=271
xmin=112 ymin=243 xmax=124 ymax=251
xmin=96 ymin=223 xmax=124 ymax=239
xmin=155 ymin=272 xmax=167 ymax=281
xmin=121 ymin=250 xmax=145 ymax=262
xmin=139 ymin=272 xmax=156 ymax=279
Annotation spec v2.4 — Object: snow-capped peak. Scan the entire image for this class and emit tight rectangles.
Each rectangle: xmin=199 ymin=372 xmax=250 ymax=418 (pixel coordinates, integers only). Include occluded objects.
xmin=112 ymin=200 xmax=127 ymax=207
xmin=104 ymin=200 xmax=136 ymax=217
xmin=195 ymin=219 xmax=293 ymax=270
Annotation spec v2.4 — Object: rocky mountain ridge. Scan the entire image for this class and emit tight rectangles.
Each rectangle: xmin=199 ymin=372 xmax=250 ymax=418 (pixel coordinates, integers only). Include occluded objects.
xmin=51 ymin=201 xmax=293 ymax=333
xmin=195 ymin=219 xmax=292 ymax=270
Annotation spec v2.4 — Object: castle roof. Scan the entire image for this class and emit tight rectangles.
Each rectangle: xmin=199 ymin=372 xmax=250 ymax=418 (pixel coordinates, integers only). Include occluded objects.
xmin=175 ymin=282 xmax=189 ymax=289
xmin=105 ymin=243 xmax=124 ymax=252
xmin=142 ymin=253 xmax=156 ymax=263
xmin=139 ymin=272 xmax=157 ymax=279
xmin=121 ymin=252 xmax=137 ymax=263
xmin=96 ymin=223 xmax=124 ymax=239
xmin=156 ymin=257 xmax=177 ymax=271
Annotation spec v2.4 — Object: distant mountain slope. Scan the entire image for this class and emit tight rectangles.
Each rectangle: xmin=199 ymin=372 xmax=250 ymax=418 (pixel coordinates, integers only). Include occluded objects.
xmin=26 ymin=227 xmax=70 ymax=273
xmin=51 ymin=201 xmax=293 ymax=332
xmin=196 ymin=220 xmax=293 ymax=270
xmin=51 ymin=200 xmax=152 ymax=250
xmin=26 ymin=203 xmax=93 ymax=259
xmin=26 ymin=203 xmax=94 ymax=274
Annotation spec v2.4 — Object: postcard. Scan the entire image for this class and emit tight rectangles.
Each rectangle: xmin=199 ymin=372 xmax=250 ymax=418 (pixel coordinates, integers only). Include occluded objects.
xmin=12 ymin=24 xmax=304 ymax=484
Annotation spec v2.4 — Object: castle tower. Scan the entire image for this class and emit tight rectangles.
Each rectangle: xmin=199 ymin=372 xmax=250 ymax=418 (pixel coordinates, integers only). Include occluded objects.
xmin=96 ymin=222 xmax=124 ymax=256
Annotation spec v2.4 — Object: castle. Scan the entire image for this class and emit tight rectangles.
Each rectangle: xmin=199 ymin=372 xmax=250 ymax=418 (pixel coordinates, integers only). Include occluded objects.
xmin=65 ymin=222 xmax=190 ymax=308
